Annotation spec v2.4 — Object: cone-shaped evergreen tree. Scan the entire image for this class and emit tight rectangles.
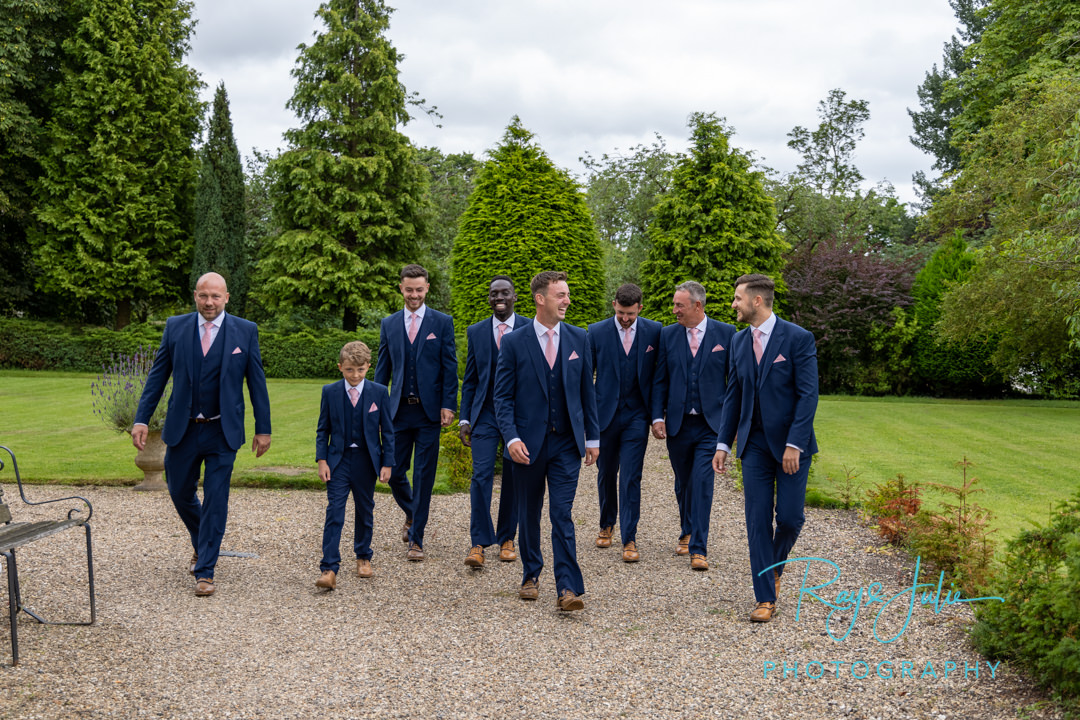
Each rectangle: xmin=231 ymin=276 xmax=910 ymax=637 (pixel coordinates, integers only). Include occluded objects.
xmin=639 ymin=113 xmax=788 ymax=324
xmin=190 ymin=82 xmax=248 ymax=310
xmin=451 ymin=117 xmax=603 ymax=329
xmin=260 ymin=0 xmax=428 ymax=331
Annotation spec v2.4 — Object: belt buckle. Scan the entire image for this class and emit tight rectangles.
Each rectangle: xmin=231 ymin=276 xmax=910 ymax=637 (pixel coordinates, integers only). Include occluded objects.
xmin=407 ymin=397 xmax=421 ymax=405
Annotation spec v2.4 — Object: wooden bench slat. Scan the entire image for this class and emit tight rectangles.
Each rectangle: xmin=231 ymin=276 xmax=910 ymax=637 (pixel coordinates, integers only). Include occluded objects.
xmin=0 ymin=519 xmax=84 ymax=552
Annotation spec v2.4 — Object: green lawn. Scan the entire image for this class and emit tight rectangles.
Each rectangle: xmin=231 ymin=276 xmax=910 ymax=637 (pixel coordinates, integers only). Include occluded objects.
xmin=0 ymin=370 xmax=327 ymax=487
xmin=810 ymin=395 xmax=1080 ymax=541
xmin=3 ymin=371 xmax=1079 ymax=541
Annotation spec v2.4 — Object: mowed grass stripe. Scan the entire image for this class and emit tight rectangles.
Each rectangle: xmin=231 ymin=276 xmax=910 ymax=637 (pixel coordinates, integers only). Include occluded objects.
xmin=2 ymin=371 xmax=1078 ymax=540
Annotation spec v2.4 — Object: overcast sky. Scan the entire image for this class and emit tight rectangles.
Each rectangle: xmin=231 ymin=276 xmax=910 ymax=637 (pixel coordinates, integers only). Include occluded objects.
xmin=186 ymin=0 xmax=960 ymax=205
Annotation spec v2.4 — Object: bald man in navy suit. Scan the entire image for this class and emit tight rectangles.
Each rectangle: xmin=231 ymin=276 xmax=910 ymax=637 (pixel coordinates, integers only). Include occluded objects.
xmin=133 ymin=272 xmax=271 ymax=597
xmin=714 ymin=273 xmax=819 ymax=623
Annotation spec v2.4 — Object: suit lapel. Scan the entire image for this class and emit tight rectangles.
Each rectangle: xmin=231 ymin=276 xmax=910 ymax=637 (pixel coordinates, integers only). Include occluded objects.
xmin=219 ymin=314 xmax=231 ymax=376
xmin=333 ymin=379 xmax=346 ymax=433
xmin=608 ymin=320 xmax=622 ymax=384
xmin=414 ymin=311 xmax=431 ymax=356
xmin=758 ymin=320 xmax=784 ymax=387
xmin=560 ymin=322 xmax=572 ymax=386
xmin=526 ymin=323 xmax=549 ymax=397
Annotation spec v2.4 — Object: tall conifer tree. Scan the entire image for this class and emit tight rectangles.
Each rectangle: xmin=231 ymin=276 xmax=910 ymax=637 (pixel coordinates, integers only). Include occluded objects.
xmin=191 ymin=82 xmax=248 ymax=311
xmin=639 ymin=113 xmax=787 ymax=323
xmin=30 ymin=0 xmax=202 ymax=328
xmin=260 ymin=0 xmax=428 ymax=331
xmin=451 ymin=118 xmax=604 ymax=329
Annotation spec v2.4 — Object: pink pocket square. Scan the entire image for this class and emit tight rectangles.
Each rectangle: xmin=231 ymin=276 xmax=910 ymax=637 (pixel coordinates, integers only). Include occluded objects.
xmin=368 ymin=402 xmax=378 ymax=413
xmin=774 ymin=354 xmax=786 ymax=363
xmin=568 ymin=351 xmax=580 ymax=360
xmin=711 ymin=344 xmax=724 ymax=352
xmin=232 ymin=347 xmax=243 ymax=354
xmin=646 ymin=345 xmax=654 ymax=352
xmin=426 ymin=332 xmax=437 ymax=340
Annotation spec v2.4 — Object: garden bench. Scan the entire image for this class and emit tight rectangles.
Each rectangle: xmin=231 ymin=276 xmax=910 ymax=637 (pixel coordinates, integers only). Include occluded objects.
xmin=0 ymin=445 xmax=96 ymax=666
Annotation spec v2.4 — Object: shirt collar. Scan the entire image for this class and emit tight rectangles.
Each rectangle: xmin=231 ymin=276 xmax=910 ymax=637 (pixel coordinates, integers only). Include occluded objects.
xmin=492 ymin=314 xmax=516 ymax=331
xmin=533 ymin=317 xmax=559 ymax=339
xmin=685 ymin=315 xmax=708 ymax=335
xmin=754 ymin=312 xmax=777 ymax=336
xmin=347 ymin=379 xmax=366 ymax=395
xmin=404 ymin=304 xmax=427 ymax=320
xmin=200 ymin=311 xmax=226 ymax=329
xmin=615 ymin=317 xmax=638 ymax=333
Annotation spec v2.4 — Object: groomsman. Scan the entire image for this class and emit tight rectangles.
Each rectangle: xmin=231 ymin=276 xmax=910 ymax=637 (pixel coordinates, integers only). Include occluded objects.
xmin=494 ymin=271 xmax=599 ymax=611
xmin=458 ymin=275 xmax=527 ymax=567
xmin=713 ymin=274 xmax=818 ymax=623
xmin=375 ymin=264 xmax=458 ymax=561
xmin=651 ymin=281 xmax=734 ymax=572
xmin=587 ymin=283 xmax=661 ymax=562
xmin=132 ymin=272 xmax=271 ymax=597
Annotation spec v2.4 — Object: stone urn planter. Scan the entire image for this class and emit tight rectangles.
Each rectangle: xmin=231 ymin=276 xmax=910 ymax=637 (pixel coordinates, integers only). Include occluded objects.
xmin=132 ymin=430 xmax=167 ymax=491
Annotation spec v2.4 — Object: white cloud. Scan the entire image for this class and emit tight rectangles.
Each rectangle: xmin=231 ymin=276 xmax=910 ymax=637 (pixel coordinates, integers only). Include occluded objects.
xmin=187 ymin=0 xmax=960 ymax=202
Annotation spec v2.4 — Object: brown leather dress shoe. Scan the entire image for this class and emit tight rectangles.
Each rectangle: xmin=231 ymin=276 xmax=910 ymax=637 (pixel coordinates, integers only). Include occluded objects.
xmin=596 ymin=526 xmax=613 ymax=548
xmin=557 ymin=590 xmax=585 ymax=612
xmin=464 ymin=545 xmax=485 ymax=568
xmin=407 ymin=542 xmax=425 ymax=561
xmin=690 ymin=553 xmax=709 ymax=571
xmin=519 ymin=579 xmax=539 ymax=600
xmin=751 ymin=601 xmax=776 ymax=622
xmin=315 ymin=570 xmax=337 ymax=590
xmin=401 ymin=519 xmax=413 ymax=544
xmin=194 ymin=578 xmax=216 ymax=596
xmin=498 ymin=540 xmax=517 ymax=562
xmin=676 ymin=534 xmax=690 ymax=556
xmin=189 ymin=552 xmax=198 ymax=575
xmin=356 ymin=559 xmax=373 ymax=578
xmin=622 ymin=541 xmax=640 ymax=563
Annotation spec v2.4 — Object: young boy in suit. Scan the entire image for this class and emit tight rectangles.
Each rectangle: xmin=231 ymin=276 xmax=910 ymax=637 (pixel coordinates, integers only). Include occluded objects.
xmin=315 ymin=341 xmax=394 ymax=590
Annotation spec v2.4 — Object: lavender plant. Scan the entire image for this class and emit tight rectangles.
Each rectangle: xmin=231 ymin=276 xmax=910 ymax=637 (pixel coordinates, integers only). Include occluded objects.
xmin=90 ymin=346 xmax=171 ymax=434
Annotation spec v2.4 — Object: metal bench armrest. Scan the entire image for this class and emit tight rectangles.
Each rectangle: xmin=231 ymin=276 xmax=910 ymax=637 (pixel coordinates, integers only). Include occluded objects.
xmin=0 ymin=446 xmax=93 ymax=523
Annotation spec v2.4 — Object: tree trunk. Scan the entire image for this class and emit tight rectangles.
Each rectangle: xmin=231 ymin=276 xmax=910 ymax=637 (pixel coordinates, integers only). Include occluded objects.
xmin=343 ymin=306 xmax=358 ymax=333
xmin=115 ymin=298 xmax=132 ymax=330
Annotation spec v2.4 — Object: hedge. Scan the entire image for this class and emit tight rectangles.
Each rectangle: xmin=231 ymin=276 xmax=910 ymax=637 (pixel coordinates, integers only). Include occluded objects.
xmin=0 ymin=318 xmax=380 ymax=379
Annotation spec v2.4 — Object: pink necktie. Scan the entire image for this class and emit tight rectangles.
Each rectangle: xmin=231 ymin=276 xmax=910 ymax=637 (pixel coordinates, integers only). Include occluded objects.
xmin=753 ymin=327 xmax=764 ymax=365
xmin=688 ymin=327 xmax=699 ymax=357
xmin=545 ymin=329 xmax=557 ymax=369
xmin=348 ymin=386 xmax=359 ymax=407
xmin=201 ymin=321 xmax=214 ymax=356
xmin=497 ymin=323 xmax=508 ymax=350
xmin=407 ymin=313 xmax=418 ymax=344
xmin=622 ymin=327 xmax=633 ymax=355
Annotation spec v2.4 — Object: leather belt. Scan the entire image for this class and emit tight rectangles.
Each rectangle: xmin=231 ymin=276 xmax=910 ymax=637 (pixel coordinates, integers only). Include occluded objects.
xmin=192 ymin=417 xmax=220 ymax=424
xmin=406 ymin=397 xmax=421 ymax=405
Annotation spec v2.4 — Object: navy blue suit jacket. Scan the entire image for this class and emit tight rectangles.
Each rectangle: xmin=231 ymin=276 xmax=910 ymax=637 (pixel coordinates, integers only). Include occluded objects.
xmin=135 ymin=312 xmax=271 ymax=450
xmin=651 ymin=318 xmax=736 ymax=436
xmin=717 ymin=316 xmax=819 ymax=462
xmin=460 ymin=313 xmax=529 ymax=426
xmin=493 ymin=321 xmax=599 ymax=459
xmin=316 ymin=379 xmax=395 ymax=476
xmin=587 ymin=316 xmax=662 ymax=431
xmin=375 ymin=308 xmax=458 ymax=421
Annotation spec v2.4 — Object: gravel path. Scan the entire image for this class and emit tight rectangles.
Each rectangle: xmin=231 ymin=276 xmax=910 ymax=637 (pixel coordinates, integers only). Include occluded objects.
xmin=0 ymin=439 xmax=1060 ymax=719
